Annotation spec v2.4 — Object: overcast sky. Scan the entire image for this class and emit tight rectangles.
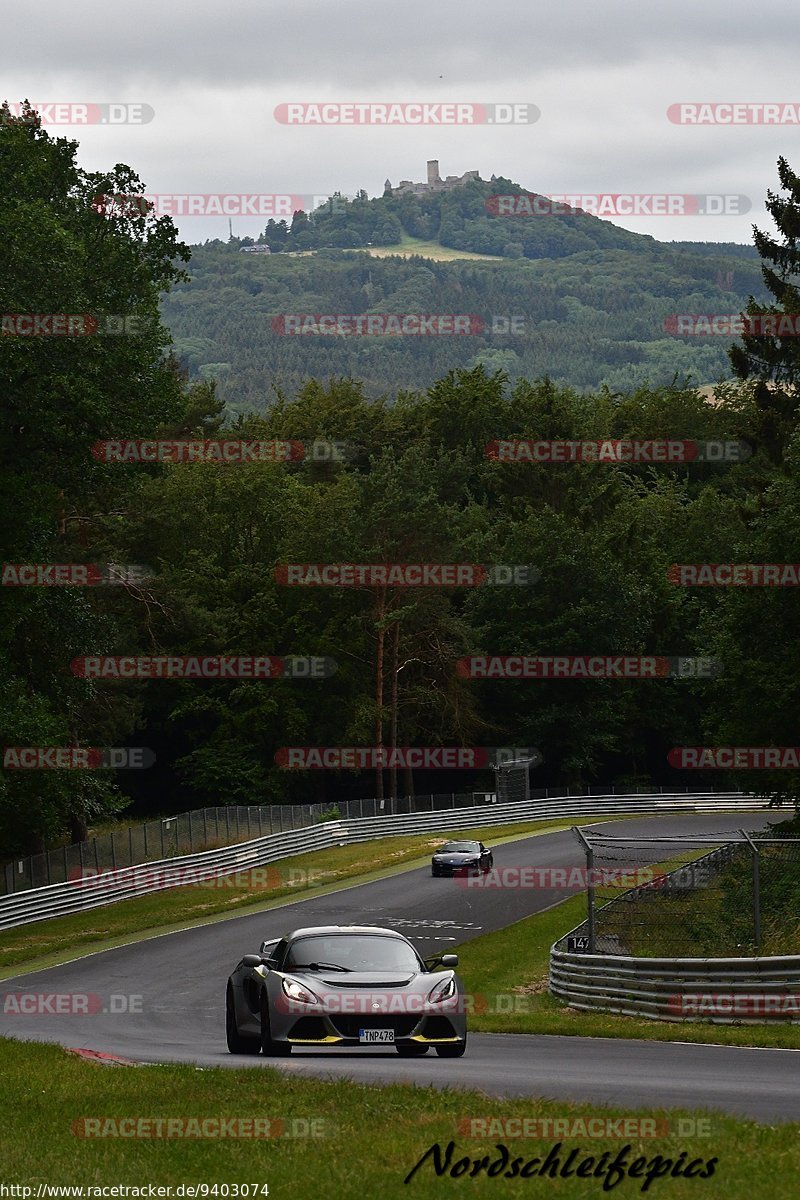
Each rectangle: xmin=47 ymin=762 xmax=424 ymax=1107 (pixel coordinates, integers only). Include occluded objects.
xmin=4 ymin=0 xmax=800 ymax=245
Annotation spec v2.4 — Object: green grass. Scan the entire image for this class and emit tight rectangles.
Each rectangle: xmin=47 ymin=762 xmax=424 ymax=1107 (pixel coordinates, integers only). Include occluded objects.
xmin=457 ymin=894 xmax=800 ymax=1048
xmin=0 ymin=1036 xmax=795 ymax=1195
xmin=0 ymin=816 xmax=627 ymax=977
xmin=359 ymin=235 xmax=507 ymax=261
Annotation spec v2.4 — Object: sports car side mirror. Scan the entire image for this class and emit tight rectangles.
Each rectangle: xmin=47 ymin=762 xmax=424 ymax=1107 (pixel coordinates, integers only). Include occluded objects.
xmin=242 ymin=954 xmax=263 ymax=967
xmin=428 ymin=952 xmax=459 ymax=969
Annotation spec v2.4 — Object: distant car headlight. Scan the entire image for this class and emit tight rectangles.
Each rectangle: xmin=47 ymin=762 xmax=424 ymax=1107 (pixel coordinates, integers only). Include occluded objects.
xmin=281 ymin=977 xmax=320 ymax=1006
xmin=427 ymin=974 xmax=457 ymax=1005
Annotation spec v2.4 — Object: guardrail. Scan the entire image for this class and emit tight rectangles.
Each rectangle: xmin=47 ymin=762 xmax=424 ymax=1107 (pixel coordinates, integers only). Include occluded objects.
xmin=2 ymin=783 xmax=758 ymax=895
xmin=549 ymin=834 xmax=800 ymax=1023
xmin=549 ymin=948 xmax=800 ymax=1023
xmin=0 ymin=791 xmax=758 ymax=930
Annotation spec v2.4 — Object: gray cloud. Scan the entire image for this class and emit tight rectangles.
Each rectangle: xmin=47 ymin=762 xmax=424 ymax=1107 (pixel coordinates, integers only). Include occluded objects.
xmin=3 ymin=0 xmax=799 ymax=243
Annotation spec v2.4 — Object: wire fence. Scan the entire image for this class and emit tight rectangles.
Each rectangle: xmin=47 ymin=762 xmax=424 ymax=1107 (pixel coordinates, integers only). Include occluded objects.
xmin=0 ymin=783 xmax=755 ymax=897
xmin=2 ymin=792 xmax=497 ymax=894
xmin=565 ymin=824 xmax=800 ymax=957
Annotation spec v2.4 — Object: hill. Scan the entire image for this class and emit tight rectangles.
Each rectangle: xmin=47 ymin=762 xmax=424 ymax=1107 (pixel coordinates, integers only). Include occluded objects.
xmin=160 ymin=174 xmax=765 ymax=407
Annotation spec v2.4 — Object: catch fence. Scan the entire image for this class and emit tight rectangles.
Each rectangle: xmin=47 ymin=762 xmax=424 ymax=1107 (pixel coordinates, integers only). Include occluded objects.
xmin=566 ymin=824 xmax=800 ymax=958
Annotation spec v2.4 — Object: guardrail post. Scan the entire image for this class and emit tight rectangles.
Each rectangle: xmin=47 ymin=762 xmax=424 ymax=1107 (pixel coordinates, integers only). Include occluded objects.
xmin=572 ymin=827 xmax=595 ymax=952
xmin=740 ymin=828 xmax=761 ymax=955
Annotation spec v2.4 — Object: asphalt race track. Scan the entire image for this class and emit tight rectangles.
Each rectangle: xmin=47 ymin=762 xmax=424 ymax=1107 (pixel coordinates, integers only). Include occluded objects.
xmin=3 ymin=810 xmax=797 ymax=1124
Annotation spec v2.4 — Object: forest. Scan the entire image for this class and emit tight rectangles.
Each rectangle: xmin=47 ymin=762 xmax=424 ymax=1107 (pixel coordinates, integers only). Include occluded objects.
xmin=3 ymin=103 xmax=800 ymax=853
xmin=162 ymin=183 xmax=766 ymax=402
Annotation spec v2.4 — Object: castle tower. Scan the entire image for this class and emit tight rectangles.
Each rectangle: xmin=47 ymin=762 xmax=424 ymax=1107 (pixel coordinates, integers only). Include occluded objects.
xmin=427 ymin=160 xmax=441 ymax=186
xmin=384 ymin=178 xmax=392 ymax=195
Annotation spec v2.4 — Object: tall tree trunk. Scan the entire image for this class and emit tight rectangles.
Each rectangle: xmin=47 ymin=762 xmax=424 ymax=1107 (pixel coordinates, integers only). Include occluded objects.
xmin=374 ymin=586 xmax=386 ymax=806
xmin=389 ymin=619 xmax=400 ymax=808
xmin=69 ymin=808 xmax=88 ymax=844
xmin=403 ymin=764 xmax=414 ymax=801
xmin=69 ymin=722 xmax=88 ymax=843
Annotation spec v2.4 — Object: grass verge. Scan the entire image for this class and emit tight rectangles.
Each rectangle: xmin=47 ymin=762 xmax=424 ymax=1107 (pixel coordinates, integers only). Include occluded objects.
xmin=457 ymin=894 xmax=800 ymax=1048
xmin=0 ymin=816 xmax=626 ymax=977
xmin=0 ymin=1036 xmax=795 ymax=1195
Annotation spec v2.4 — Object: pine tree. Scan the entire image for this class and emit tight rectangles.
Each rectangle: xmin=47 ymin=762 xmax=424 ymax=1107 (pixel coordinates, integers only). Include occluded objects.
xmin=730 ymin=157 xmax=800 ymax=462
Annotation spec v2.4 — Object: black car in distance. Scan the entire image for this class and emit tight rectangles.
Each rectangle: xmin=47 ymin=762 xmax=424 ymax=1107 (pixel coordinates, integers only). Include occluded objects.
xmin=431 ymin=839 xmax=493 ymax=877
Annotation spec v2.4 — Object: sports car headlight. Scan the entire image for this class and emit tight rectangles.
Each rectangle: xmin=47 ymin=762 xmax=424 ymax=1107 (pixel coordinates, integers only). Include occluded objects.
xmin=427 ymin=974 xmax=457 ymax=1005
xmin=281 ymin=977 xmax=320 ymax=1006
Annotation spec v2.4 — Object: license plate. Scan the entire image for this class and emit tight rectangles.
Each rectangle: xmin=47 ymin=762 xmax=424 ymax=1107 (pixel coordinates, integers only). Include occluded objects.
xmin=359 ymin=1028 xmax=394 ymax=1043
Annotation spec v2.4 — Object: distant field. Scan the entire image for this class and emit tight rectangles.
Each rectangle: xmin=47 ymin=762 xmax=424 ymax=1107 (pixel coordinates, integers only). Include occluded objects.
xmin=285 ymin=239 xmax=505 ymax=261
xmin=360 ymin=236 xmax=506 ymax=261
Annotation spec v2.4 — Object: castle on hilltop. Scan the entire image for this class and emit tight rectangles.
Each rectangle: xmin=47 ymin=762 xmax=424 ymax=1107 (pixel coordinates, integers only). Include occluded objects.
xmin=384 ymin=160 xmax=483 ymax=198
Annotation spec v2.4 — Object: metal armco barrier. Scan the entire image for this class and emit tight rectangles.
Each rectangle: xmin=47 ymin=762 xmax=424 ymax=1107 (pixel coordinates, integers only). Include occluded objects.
xmin=0 ymin=791 xmax=757 ymax=930
xmin=550 ymin=834 xmax=800 ymax=1024
xmin=549 ymin=949 xmax=800 ymax=1024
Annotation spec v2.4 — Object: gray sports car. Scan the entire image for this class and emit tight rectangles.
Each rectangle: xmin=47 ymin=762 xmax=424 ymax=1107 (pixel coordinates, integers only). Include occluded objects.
xmin=226 ymin=924 xmax=467 ymax=1057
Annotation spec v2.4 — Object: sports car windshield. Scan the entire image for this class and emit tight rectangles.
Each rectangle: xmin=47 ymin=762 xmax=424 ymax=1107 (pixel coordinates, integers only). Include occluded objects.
xmin=439 ymin=841 xmax=480 ymax=853
xmin=285 ymin=935 xmax=422 ymax=972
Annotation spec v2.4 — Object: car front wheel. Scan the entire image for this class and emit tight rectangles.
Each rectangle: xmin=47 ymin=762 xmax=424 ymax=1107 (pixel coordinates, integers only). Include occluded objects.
xmin=435 ymin=1036 xmax=467 ymax=1058
xmin=226 ymin=985 xmax=260 ymax=1055
xmin=260 ymin=991 xmax=291 ymax=1056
